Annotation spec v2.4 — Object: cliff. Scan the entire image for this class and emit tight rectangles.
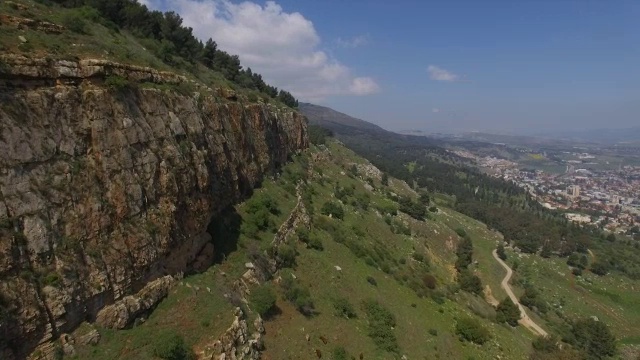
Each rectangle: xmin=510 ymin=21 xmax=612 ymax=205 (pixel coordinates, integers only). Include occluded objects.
xmin=0 ymin=55 xmax=307 ymax=359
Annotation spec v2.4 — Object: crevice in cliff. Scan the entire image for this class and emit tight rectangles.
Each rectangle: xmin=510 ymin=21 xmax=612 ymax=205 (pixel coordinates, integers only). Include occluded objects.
xmin=206 ymin=206 xmax=242 ymax=265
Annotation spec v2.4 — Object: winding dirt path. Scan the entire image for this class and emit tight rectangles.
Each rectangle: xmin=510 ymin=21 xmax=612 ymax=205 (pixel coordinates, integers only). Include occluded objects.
xmin=492 ymin=249 xmax=548 ymax=337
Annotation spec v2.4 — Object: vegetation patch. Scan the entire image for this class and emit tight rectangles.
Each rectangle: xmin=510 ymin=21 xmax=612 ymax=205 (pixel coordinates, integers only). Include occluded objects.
xmin=362 ymin=300 xmax=399 ymax=353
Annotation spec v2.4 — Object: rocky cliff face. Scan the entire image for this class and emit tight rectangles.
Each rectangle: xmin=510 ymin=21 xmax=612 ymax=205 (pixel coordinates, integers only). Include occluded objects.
xmin=0 ymin=55 xmax=307 ymax=359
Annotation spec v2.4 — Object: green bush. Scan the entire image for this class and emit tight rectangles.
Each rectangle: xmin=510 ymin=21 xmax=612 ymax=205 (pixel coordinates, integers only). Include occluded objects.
xmin=428 ymin=328 xmax=438 ymax=336
xmin=570 ymin=318 xmax=616 ymax=359
xmin=41 ymin=272 xmax=62 ymax=287
xmin=298 ymin=228 xmax=323 ymax=250
xmin=152 ymin=330 xmax=195 ymax=360
xmin=105 ymin=75 xmax=133 ymax=92
xmin=249 ymin=284 xmax=277 ymax=318
xmin=431 ymin=290 xmax=446 ymax=304
xmin=496 ymin=244 xmax=507 ymax=261
xmin=321 ymin=201 xmax=345 ymax=220
xmin=332 ymin=297 xmax=357 ymax=319
xmin=590 ymin=261 xmax=609 ymax=276
xmin=458 ymin=270 xmax=483 ymax=295
xmin=362 ymin=300 xmax=399 ymax=353
xmin=366 ymin=276 xmax=377 ymax=286
xmin=277 ymin=244 xmax=297 ymax=268
xmin=62 ymin=11 xmax=88 ymax=34
xmin=281 ymin=276 xmax=315 ymax=316
xmin=455 ymin=317 xmax=491 ymax=345
xmin=495 ymin=297 xmax=520 ymax=326
xmin=455 ymin=228 xmax=467 ymax=238
xmin=332 ymin=346 xmax=349 ymax=360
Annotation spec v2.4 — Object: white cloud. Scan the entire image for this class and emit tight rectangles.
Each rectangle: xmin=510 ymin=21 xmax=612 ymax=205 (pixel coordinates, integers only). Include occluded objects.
xmin=150 ymin=0 xmax=379 ymax=100
xmin=349 ymin=77 xmax=380 ymax=95
xmin=432 ymin=108 xmax=440 ymax=113
xmin=336 ymin=35 xmax=370 ymax=48
xmin=427 ymin=65 xmax=460 ymax=82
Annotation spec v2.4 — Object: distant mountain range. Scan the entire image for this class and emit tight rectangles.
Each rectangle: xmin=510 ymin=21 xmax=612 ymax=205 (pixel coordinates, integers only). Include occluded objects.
xmin=298 ymin=103 xmax=389 ymax=136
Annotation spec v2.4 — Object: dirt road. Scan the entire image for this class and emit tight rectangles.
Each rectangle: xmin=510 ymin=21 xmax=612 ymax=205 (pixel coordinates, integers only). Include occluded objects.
xmin=492 ymin=249 xmax=548 ymax=337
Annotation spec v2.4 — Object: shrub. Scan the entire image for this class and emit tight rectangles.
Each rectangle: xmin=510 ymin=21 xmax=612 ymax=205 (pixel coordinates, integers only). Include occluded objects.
xmin=298 ymin=228 xmax=323 ymax=250
xmin=332 ymin=346 xmax=349 ymax=360
xmin=455 ymin=228 xmax=467 ymax=238
xmin=458 ymin=270 xmax=483 ymax=295
xmin=308 ymin=125 xmax=333 ymax=145
xmin=321 ymin=201 xmax=345 ymax=220
xmin=431 ymin=290 xmax=446 ymax=304
xmin=570 ymin=318 xmax=616 ymax=359
xmin=250 ymin=284 xmax=277 ymax=318
xmin=590 ymin=261 xmax=609 ymax=276
xmin=307 ymin=236 xmax=324 ymax=251
xmin=412 ymin=252 xmax=425 ymax=262
xmin=362 ymin=300 xmax=399 ymax=353
xmin=429 ymin=328 xmax=438 ymax=336
xmin=422 ymin=274 xmax=437 ymax=289
xmin=520 ymin=285 xmax=548 ymax=314
xmin=495 ymin=297 xmax=520 ymax=326
xmin=105 ymin=75 xmax=133 ymax=92
xmin=455 ymin=317 xmax=491 ymax=345
xmin=281 ymin=276 xmax=314 ymax=316
xmin=496 ymin=244 xmax=507 ymax=261
xmin=62 ymin=11 xmax=87 ymax=34
xmin=366 ymin=276 xmax=377 ymax=286
xmin=41 ymin=272 xmax=62 ymax=287
xmin=429 ymin=206 xmax=438 ymax=213
xmin=333 ymin=297 xmax=357 ymax=319
xmin=277 ymin=244 xmax=297 ymax=268
xmin=152 ymin=330 xmax=195 ymax=360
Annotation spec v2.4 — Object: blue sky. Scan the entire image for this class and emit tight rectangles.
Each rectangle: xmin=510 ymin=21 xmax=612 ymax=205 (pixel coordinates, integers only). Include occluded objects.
xmin=145 ymin=0 xmax=639 ymax=133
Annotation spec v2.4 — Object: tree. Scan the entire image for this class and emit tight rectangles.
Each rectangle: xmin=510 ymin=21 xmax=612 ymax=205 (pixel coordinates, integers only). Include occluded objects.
xmin=497 ymin=244 xmax=507 ymax=260
xmin=202 ymin=38 xmax=217 ymax=68
xmin=496 ymin=297 xmax=520 ymax=326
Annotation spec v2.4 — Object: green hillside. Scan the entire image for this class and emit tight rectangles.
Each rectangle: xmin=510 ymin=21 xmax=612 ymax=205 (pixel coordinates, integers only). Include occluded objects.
xmin=60 ymin=137 xmax=635 ymax=360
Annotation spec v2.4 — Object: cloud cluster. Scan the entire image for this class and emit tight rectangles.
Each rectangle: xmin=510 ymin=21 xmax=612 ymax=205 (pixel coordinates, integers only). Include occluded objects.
xmin=151 ymin=0 xmax=379 ymax=100
xmin=427 ymin=65 xmax=460 ymax=82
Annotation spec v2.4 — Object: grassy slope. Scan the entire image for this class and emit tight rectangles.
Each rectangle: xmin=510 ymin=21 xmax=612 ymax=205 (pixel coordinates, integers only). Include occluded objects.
xmin=71 ymin=140 xmax=640 ymax=359
xmin=0 ymin=0 xmax=289 ymax=107
xmin=509 ymin=250 xmax=640 ymax=345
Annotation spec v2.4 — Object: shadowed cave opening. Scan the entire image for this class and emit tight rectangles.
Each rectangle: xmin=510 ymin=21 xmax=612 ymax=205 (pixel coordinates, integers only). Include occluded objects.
xmin=206 ymin=206 xmax=242 ymax=264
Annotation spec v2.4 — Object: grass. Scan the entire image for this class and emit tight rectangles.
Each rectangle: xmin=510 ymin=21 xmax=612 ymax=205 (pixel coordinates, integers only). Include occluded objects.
xmin=70 ymin=140 xmax=640 ymax=359
xmin=511 ymin=250 xmax=640 ymax=343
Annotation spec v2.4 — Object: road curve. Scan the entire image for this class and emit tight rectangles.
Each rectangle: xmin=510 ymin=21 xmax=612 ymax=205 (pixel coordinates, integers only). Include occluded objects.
xmin=492 ymin=249 xmax=548 ymax=337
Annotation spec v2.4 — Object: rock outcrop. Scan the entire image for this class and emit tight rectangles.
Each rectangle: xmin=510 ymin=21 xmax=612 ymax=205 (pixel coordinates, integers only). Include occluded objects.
xmin=199 ymin=308 xmax=263 ymax=360
xmin=0 ymin=55 xmax=307 ymax=359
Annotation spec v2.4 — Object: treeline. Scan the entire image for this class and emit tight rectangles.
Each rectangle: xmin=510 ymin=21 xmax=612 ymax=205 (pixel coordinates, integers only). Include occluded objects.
xmin=42 ymin=0 xmax=298 ymax=107
xmin=454 ymin=228 xmax=483 ymax=295
xmin=334 ymin=132 xmax=640 ymax=279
